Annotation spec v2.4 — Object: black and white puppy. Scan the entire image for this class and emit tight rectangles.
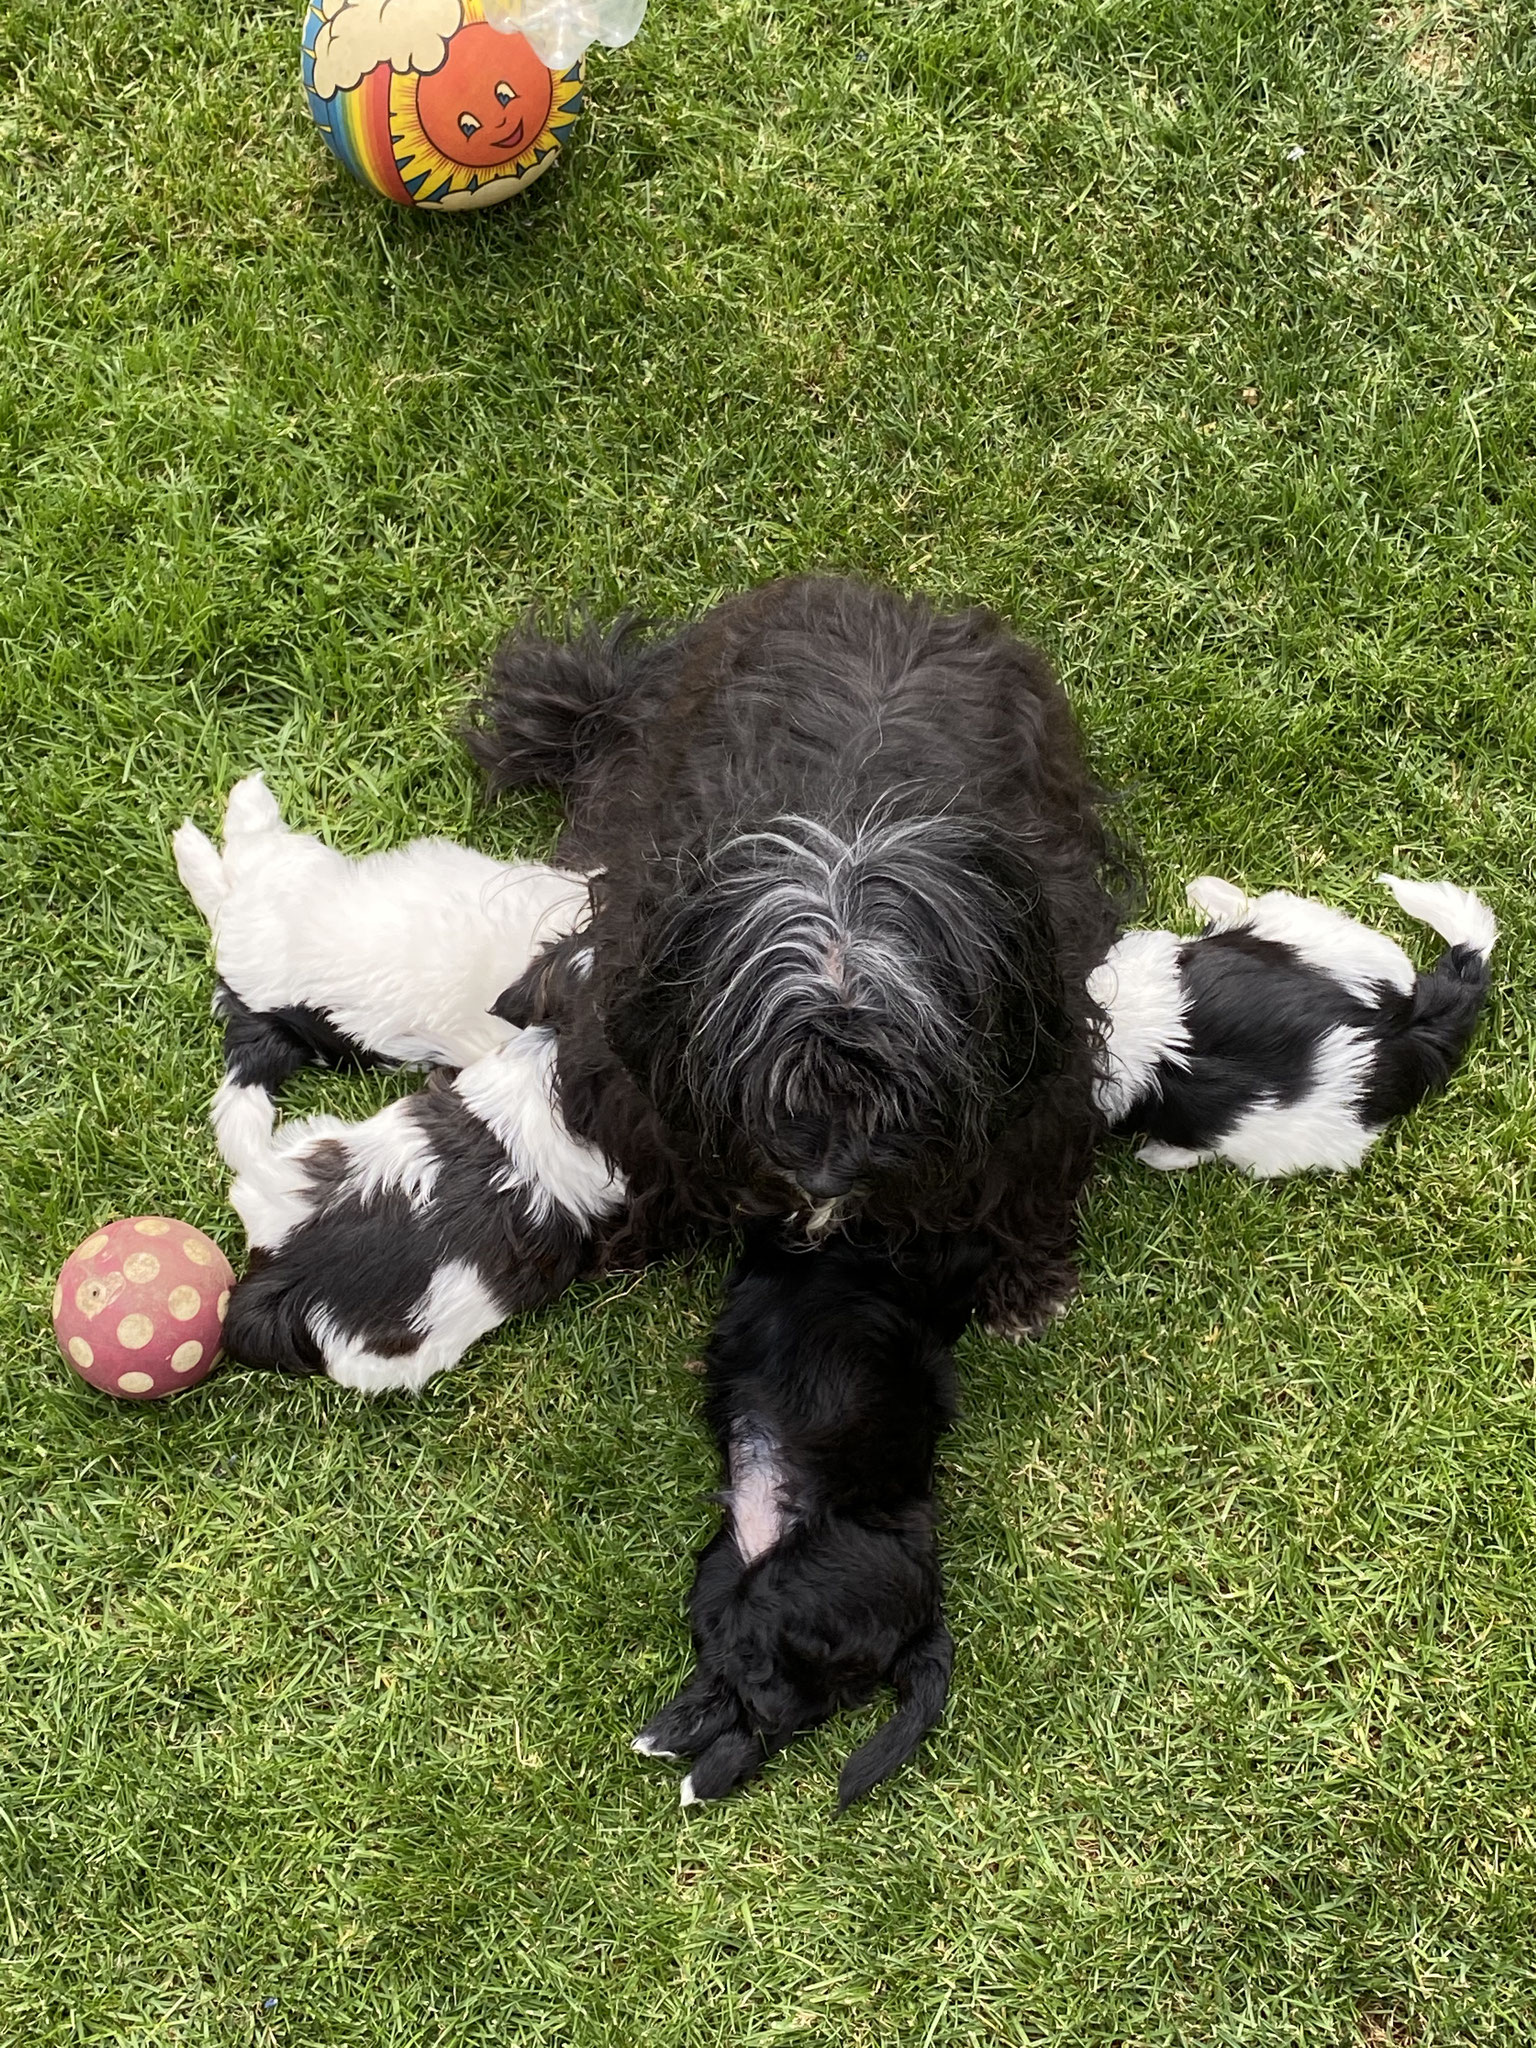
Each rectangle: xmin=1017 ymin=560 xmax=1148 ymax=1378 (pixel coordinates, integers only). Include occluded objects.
xmin=633 ymin=1229 xmax=985 ymax=1810
xmin=1090 ymin=874 xmax=1497 ymax=1175
xmin=216 ymin=1026 xmax=624 ymax=1391
xmin=174 ymin=772 xmax=589 ymax=1090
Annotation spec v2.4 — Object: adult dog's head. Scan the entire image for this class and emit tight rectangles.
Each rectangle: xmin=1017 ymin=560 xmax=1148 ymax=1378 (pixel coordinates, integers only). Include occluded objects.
xmin=604 ymin=811 xmax=1069 ymax=1231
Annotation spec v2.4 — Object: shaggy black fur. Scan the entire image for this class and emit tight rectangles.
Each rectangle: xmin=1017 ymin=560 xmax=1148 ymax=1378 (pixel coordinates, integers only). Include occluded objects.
xmin=468 ymin=576 xmax=1122 ymax=1333
xmin=634 ymin=1227 xmax=985 ymax=1809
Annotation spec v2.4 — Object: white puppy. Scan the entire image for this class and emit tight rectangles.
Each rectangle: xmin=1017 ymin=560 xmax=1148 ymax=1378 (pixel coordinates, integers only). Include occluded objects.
xmin=173 ymin=772 xmax=589 ymax=1083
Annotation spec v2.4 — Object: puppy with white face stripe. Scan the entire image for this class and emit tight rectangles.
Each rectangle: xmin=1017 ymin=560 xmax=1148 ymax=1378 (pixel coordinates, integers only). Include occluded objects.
xmin=1090 ymin=874 xmax=1497 ymax=1176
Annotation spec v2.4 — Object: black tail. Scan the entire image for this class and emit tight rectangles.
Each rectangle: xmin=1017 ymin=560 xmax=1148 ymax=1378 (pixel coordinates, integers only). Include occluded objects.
xmin=837 ymin=1620 xmax=953 ymax=1810
xmin=1366 ymin=946 xmax=1494 ymax=1126
xmin=214 ymin=981 xmax=378 ymax=1093
xmin=463 ymin=612 xmax=644 ymax=796
xmin=222 ymin=1256 xmax=326 ymax=1376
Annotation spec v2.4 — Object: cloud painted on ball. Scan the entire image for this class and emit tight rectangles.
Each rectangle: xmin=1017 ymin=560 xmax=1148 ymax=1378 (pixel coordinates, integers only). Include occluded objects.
xmin=311 ymin=0 xmax=462 ymax=101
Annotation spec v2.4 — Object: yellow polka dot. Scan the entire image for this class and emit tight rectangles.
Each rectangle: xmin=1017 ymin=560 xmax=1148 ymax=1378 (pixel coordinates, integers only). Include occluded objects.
xmin=216 ymin=1290 xmax=230 ymax=1319
xmin=123 ymin=1252 xmax=160 ymax=1284
xmin=78 ymin=1233 xmax=110 ymax=1260
xmin=68 ymin=1335 xmax=94 ymax=1369
xmin=133 ymin=1218 xmax=172 ymax=1237
xmin=170 ymin=1340 xmax=204 ymax=1373
xmin=52 ymin=1276 xmax=63 ymax=1320
xmin=167 ymin=1286 xmax=201 ymax=1322
xmin=182 ymin=1237 xmax=215 ymax=1267
xmin=117 ymin=1313 xmax=155 ymax=1349
xmin=117 ymin=1371 xmax=155 ymax=1395
xmin=76 ymin=1273 xmax=124 ymax=1319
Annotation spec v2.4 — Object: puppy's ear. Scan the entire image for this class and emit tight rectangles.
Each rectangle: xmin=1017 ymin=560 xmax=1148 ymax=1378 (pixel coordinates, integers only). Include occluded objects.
xmin=490 ymin=930 xmax=595 ymax=1030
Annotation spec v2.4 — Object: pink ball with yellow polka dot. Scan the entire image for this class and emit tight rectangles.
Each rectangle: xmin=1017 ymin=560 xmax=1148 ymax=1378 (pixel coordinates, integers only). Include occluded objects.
xmin=53 ymin=1217 xmax=233 ymax=1399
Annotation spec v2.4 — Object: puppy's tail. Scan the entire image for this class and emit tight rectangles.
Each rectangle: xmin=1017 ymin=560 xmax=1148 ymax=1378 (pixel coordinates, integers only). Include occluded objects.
xmin=1379 ymin=875 xmax=1498 ymax=966
xmin=464 ymin=612 xmax=644 ymax=796
xmin=837 ymin=1620 xmax=953 ymax=1811
xmin=221 ymin=1256 xmax=325 ymax=1376
xmin=172 ymin=821 xmax=228 ymax=924
xmin=1374 ymin=875 xmax=1498 ymax=1104
xmin=211 ymin=981 xmax=318 ymax=1101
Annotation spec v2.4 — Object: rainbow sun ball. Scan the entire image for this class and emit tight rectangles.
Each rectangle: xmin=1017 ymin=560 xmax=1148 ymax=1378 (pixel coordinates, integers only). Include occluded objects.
xmin=53 ymin=1219 xmax=234 ymax=1400
xmin=302 ymin=3 xmax=584 ymax=212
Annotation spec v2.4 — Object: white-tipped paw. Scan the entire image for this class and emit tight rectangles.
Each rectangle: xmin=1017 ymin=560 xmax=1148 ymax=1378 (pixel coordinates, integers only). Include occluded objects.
xmin=222 ymin=772 xmax=285 ymax=839
xmin=985 ymin=1294 xmax=1074 ymax=1345
xmin=1185 ymin=875 xmax=1250 ymax=927
xmin=1134 ymin=1140 xmax=1211 ymax=1172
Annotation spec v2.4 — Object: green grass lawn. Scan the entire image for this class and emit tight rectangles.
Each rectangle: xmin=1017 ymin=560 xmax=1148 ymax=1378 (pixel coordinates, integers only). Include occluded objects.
xmin=4 ymin=0 xmax=1536 ymax=2040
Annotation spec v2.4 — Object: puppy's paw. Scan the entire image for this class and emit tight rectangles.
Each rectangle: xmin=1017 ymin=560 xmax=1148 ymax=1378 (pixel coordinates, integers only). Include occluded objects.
xmin=1185 ymin=875 xmax=1250 ymax=927
xmin=636 ymin=1671 xmax=738 ymax=1761
xmin=1134 ymin=1140 xmax=1210 ymax=1172
xmin=223 ymin=773 xmax=284 ymax=839
xmin=679 ymin=1729 xmax=767 ymax=1805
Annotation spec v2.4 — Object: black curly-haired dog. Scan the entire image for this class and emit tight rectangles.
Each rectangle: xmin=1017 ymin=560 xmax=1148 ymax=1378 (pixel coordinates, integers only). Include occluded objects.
xmin=469 ymin=575 xmax=1121 ymax=1335
xmin=633 ymin=1226 xmax=985 ymax=1809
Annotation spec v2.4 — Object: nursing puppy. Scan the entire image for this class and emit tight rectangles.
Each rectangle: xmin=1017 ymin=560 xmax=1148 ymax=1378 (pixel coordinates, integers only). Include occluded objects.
xmin=469 ymin=577 xmax=1122 ymax=1336
xmin=1091 ymin=874 xmax=1497 ymax=1175
xmin=174 ymin=775 xmax=612 ymax=1389
xmin=173 ymin=772 xmax=588 ymax=1091
xmin=216 ymin=1027 xmax=624 ymax=1391
xmin=633 ymin=1229 xmax=985 ymax=1810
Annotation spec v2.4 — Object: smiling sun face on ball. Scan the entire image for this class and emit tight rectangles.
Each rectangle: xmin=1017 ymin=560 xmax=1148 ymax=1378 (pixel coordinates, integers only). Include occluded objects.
xmin=414 ymin=22 xmax=553 ymax=168
xmin=383 ymin=8 xmax=582 ymax=210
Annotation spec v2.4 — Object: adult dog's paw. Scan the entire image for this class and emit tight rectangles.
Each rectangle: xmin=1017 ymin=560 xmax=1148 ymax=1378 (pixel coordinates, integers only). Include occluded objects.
xmin=981 ymin=1263 xmax=1079 ymax=1344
